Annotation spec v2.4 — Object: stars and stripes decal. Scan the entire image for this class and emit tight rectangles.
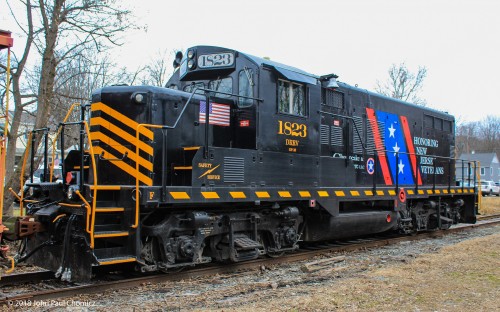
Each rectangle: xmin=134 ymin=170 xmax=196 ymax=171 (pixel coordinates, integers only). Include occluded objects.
xmin=199 ymin=101 xmax=230 ymax=126
xmin=366 ymin=108 xmax=421 ymax=186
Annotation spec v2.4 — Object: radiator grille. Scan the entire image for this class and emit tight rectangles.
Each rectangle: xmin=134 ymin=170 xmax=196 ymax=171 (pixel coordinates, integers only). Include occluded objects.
xmin=331 ymin=126 xmax=343 ymax=146
xmin=224 ymin=157 xmax=245 ymax=183
xmin=320 ymin=125 xmax=330 ymax=145
xmin=353 ymin=116 xmax=364 ymax=154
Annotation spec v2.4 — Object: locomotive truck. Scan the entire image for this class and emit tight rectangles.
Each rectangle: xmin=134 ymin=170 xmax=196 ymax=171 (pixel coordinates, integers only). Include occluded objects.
xmin=4 ymin=46 xmax=478 ymax=281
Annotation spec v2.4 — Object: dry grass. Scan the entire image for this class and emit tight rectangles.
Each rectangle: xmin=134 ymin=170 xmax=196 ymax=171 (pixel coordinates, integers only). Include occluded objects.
xmin=228 ymin=232 xmax=500 ymax=312
xmin=479 ymin=196 xmax=500 ymax=215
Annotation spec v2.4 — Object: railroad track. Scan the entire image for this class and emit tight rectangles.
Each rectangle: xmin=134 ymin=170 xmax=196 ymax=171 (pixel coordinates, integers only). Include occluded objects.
xmin=1 ymin=215 xmax=499 ymax=306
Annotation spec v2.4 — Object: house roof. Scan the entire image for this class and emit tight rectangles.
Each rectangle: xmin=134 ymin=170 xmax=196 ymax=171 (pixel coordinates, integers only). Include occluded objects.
xmin=458 ymin=153 xmax=499 ymax=166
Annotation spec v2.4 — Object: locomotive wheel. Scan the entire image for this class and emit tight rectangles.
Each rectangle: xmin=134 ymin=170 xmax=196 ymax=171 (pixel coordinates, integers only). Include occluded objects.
xmin=267 ymin=251 xmax=285 ymax=258
xmin=160 ymin=266 xmax=184 ymax=273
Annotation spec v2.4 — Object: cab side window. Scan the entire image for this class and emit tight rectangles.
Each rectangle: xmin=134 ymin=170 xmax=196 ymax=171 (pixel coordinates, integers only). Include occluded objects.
xmin=278 ymin=79 xmax=306 ymax=116
xmin=238 ymin=69 xmax=254 ymax=108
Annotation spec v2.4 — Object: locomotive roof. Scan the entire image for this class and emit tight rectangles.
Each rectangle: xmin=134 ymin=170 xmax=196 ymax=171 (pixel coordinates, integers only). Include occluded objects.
xmin=191 ymin=46 xmax=454 ymax=120
xmin=337 ymin=81 xmax=454 ymax=120
xmin=241 ymin=52 xmax=319 ymax=85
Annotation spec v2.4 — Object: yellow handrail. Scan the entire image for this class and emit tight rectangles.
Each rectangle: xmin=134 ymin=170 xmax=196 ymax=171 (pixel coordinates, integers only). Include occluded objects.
xmin=49 ymin=103 xmax=81 ymax=181
xmin=8 ymin=188 xmax=21 ymax=202
xmin=74 ymin=191 xmax=92 ymax=235
xmin=15 ymin=110 xmax=98 ymax=248
xmin=83 ymin=121 xmax=98 ymax=249
xmin=134 ymin=124 xmax=163 ymax=229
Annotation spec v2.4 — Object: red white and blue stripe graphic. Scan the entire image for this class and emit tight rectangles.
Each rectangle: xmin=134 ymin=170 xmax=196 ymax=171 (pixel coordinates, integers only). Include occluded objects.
xmin=366 ymin=108 xmax=421 ymax=186
xmin=199 ymin=101 xmax=230 ymax=126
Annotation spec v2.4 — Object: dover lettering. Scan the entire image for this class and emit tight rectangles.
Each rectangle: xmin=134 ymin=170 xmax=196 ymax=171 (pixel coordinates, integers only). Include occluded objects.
xmin=413 ymin=136 xmax=444 ymax=175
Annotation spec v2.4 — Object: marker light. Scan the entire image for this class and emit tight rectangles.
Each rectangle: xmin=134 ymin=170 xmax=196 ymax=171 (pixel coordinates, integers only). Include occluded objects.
xmin=187 ymin=59 xmax=196 ymax=69
xmin=187 ymin=49 xmax=195 ymax=59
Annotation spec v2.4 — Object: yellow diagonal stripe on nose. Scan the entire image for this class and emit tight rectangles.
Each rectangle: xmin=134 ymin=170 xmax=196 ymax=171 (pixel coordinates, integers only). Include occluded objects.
xmin=92 ymin=102 xmax=154 ymax=140
xmin=91 ymin=117 xmax=153 ymax=156
xmin=92 ymin=131 xmax=153 ymax=171
xmin=93 ymin=146 xmax=152 ymax=186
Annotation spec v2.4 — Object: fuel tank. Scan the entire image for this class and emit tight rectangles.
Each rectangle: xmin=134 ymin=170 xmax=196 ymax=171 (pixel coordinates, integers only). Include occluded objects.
xmin=303 ymin=211 xmax=398 ymax=242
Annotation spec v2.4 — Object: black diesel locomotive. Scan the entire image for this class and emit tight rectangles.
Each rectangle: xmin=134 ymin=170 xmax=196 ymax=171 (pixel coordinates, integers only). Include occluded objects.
xmin=12 ymin=46 xmax=478 ymax=281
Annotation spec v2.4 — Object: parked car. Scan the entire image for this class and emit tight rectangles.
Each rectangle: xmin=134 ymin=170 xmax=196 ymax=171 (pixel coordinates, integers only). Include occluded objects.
xmin=479 ymin=181 xmax=500 ymax=196
xmin=456 ymin=180 xmax=475 ymax=187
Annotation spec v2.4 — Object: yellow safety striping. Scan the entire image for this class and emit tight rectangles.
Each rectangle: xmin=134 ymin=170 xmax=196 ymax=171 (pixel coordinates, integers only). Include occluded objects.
xmin=299 ymin=191 xmax=311 ymax=197
xmin=317 ymin=191 xmax=329 ymax=197
xmin=94 ymin=232 xmax=129 ymax=238
xmin=91 ymin=117 xmax=154 ymax=156
xmin=183 ymin=146 xmax=201 ymax=151
xmin=450 ymin=189 xmax=456 ymax=194
xmin=170 ymin=192 xmax=190 ymax=200
xmin=93 ymin=146 xmax=152 ymax=186
xmin=92 ymin=131 xmax=153 ymax=170
xmin=89 ymin=185 xmax=122 ymax=190
xmin=91 ymin=102 xmax=154 ymax=139
xmin=278 ymin=191 xmax=292 ymax=198
xmin=230 ymin=191 xmax=246 ymax=199
xmin=255 ymin=191 xmax=270 ymax=198
xmin=99 ymin=258 xmax=136 ymax=265
xmin=201 ymin=192 xmax=220 ymax=199
xmin=95 ymin=208 xmax=125 ymax=212
xmin=164 ymin=187 xmax=478 ymax=203
xmin=457 ymin=189 xmax=463 ymax=193
xmin=174 ymin=166 xmax=193 ymax=170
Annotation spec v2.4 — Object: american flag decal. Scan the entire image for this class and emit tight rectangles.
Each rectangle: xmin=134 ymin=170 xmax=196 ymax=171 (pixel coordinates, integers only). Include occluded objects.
xmin=199 ymin=101 xmax=230 ymax=126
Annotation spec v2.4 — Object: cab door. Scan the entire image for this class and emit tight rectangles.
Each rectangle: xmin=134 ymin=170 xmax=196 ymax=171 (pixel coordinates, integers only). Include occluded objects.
xmin=232 ymin=68 xmax=256 ymax=149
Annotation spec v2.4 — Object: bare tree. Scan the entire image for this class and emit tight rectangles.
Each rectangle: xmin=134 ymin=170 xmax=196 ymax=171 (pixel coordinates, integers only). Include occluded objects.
xmin=376 ymin=63 xmax=427 ymax=106
xmin=456 ymin=116 xmax=500 ymax=156
xmin=2 ymin=0 xmax=133 ymax=212
xmin=477 ymin=116 xmax=500 ymax=154
xmin=143 ymin=50 xmax=174 ymax=87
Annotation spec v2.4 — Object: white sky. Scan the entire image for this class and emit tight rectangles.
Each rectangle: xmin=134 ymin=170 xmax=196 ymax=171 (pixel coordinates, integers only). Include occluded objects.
xmin=3 ymin=0 xmax=500 ymax=123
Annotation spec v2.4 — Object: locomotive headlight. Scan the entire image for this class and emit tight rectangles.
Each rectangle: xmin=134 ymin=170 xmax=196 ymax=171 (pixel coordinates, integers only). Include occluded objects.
xmin=187 ymin=59 xmax=196 ymax=69
xmin=132 ymin=92 xmax=147 ymax=104
xmin=135 ymin=93 xmax=144 ymax=103
xmin=187 ymin=49 xmax=195 ymax=59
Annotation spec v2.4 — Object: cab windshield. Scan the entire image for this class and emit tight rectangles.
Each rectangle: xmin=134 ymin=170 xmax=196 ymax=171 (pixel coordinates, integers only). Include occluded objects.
xmin=183 ymin=77 xmax=233 ymax=99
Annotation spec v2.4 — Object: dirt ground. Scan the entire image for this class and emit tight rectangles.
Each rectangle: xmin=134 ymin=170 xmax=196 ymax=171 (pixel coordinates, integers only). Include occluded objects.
xmin=226 ymin=231 xmax=500 ymax=312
